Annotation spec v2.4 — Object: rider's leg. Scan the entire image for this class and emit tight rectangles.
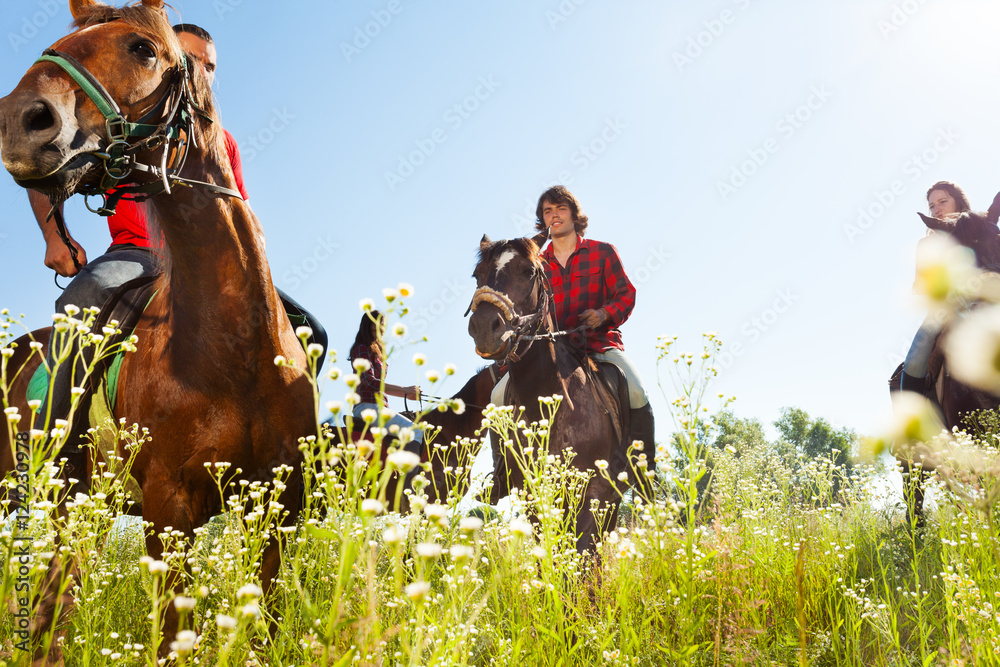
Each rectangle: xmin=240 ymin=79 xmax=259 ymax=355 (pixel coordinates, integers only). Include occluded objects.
xmin=902 ymin=316 xmax=938 ymax=392
xmin=490 ymin=372 xmax=510 ymax=407
xmin=592 ymin=348 xmax=656 ymax=497
xmin=47 ymin=247 xmax=157 ymax=486
xmin=276 ymin=288 xmax=327 ymax=373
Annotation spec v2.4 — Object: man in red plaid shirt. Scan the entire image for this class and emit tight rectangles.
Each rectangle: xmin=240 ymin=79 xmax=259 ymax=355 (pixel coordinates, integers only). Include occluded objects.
xmin=492 ymin=185 xmax=655 ymax=489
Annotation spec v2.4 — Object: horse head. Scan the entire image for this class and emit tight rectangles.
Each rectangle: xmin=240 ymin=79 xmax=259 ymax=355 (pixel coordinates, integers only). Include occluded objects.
xmin=0 ymin=0 xmax=217 ymax=200
xmin=919 ymin=211 xmax=1000 ymax=271
xmin=467 ymin=234 xmax=548 ymax=360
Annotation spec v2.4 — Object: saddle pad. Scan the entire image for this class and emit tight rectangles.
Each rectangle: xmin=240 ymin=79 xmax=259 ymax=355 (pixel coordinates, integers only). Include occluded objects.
xmin=25 ymin=346 xmax=128 ymax=404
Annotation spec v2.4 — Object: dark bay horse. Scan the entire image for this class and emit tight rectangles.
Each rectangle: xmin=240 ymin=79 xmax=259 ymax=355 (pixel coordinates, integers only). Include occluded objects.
xmin=467 ymin=235 xmax=632 ymax=553
xmin=419 ymin=363 xmax=499 ymax=502
xmin=0 ymin=0 xmax=314 ymax=654
xmin=891 ymin=209 xmax=1000 ymax=520
xmin=323 ymin=364 xmax=497 ymax=507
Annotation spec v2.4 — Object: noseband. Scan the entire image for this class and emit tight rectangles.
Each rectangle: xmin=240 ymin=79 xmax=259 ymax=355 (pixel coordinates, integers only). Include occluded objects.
xmin=466 ymin=265 xmax=556 ymax=363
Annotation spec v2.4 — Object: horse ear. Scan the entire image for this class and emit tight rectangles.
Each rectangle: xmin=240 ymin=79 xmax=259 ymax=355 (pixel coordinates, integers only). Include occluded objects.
xmin=529 ymin=230 xmax=548 ymax=248
xmin=69 ymin=0 xmax=102 ymax=19
xmin=480 ymin=234 xmax=492 ymax=250
xmin=141 ymin=0 xmax=165 ymax=7
xmin=988 ymin=191 xmax=1000 ymax=226
xmin=918 ymin=212 xmax=949 ymax=232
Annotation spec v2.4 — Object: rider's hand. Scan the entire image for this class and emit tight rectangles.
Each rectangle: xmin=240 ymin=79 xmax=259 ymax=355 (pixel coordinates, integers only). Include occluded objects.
xmin=580 ymin=308 xmax=609 ymax=329
xmin=44 ymin=236 xmax=87 ymax=277
xmin=406 ymin=385 xmax=421 ymax=401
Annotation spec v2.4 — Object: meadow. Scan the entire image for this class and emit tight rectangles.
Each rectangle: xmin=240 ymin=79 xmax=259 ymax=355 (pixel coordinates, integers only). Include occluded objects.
xmin=1 ymin=299 xmax=999 ymax=667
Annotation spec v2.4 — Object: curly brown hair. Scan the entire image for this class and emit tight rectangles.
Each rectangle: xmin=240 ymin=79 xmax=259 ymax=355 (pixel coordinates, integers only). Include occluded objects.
xmin=926 ymin=181 xmax=972 ymax=214
xmin=534 ymin=185 xmax=589 ymax=237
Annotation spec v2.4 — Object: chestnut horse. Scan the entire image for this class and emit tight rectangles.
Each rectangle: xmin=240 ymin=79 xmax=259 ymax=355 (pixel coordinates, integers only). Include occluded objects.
xmin=890 ymin=209 xmax=1000 ymax=521
xmin=467 ymin=235 xmax=632 ymax=553
xmin=0 ymin=0 xmax=314 ymax=655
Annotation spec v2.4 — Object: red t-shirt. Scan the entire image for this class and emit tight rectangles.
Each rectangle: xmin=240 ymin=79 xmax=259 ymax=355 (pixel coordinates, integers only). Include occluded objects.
xmin=107 ymin=129 xmax=249 ymax=247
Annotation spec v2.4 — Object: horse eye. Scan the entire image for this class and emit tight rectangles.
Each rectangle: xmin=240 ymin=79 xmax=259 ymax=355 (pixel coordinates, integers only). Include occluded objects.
xmin=131 ymin=41 xmax=156 ymax=60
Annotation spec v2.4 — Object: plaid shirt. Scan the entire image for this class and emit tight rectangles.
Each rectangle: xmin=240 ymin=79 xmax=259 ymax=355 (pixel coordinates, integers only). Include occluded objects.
xmin=540 ymin=236 xmax=636 ymax=353
xmin=350 ymin=343 xmax=384 ymax=405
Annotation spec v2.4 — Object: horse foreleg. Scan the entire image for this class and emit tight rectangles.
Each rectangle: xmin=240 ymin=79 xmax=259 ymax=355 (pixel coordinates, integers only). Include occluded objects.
xmin=900 ymin=458 xmax=928 ymax=529
xmin=141 ymin=479 xmax=216 ymax=658
xmin=29 ymin=549 xmax=78 ymax=665
xmin=574 ymin=479 xmax=620 ymax=555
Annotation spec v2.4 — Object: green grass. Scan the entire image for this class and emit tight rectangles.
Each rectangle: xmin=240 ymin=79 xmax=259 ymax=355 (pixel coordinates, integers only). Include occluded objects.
xmin=3 ymin=313 xmax=1000 ymax=666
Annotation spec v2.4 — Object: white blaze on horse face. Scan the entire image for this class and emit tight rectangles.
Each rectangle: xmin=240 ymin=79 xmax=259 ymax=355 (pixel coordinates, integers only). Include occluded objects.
xmin=494 ymin=249 xmax=517 ymax=278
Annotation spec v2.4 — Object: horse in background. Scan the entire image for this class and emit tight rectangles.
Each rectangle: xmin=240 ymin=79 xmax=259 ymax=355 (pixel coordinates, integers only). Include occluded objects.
xmin=322 ymin=364 xmax=498 ymax=507
xmin=467 ymin=234 xmax=634 ymax=554
xmin=890 ymin=209 xmax=1000 ymax=522
xmin=420 ymin=363 xmax=499 ymax=503
xmin=0 ymin=0 xmax=314 ymax=655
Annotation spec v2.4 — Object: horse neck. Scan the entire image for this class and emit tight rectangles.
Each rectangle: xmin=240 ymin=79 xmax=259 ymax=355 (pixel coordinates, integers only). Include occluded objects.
xmin=508 ymin=338 xmax=574 ymax=406
xmin=425 ymin=371 xmax=491 ymax=443
xmin=147 ymin=141 xmax=284 ymax=352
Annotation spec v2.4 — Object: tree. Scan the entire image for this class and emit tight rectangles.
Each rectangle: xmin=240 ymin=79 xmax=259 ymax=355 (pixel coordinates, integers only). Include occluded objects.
xmin=774 ymin=407 xmax=854 ymax=473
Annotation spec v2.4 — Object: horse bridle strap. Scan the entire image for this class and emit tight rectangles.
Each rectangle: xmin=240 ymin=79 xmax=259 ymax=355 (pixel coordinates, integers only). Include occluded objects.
xmin=34 ymin=49 xmax=243 ymax=215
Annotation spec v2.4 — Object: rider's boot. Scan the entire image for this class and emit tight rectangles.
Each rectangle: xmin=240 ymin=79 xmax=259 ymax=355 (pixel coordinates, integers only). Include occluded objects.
xmin=900 ymin=369 xmax=929 ymax=396
xmin=628 ymin=403 xmax=656 ymax=500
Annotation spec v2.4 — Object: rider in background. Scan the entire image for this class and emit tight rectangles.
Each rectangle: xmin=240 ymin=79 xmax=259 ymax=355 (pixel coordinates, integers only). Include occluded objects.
xmin=491 ymin=185 xmax=655 ymax=487
xmin=900 ymin=180 xmax=972 ymax=392
xmin=349 ymin=310 xmax=423 ymax=445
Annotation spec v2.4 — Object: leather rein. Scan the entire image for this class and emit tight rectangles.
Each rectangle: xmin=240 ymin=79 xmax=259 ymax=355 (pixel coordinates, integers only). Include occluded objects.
xmin=34 ymin=34 xmax=244 ymax=273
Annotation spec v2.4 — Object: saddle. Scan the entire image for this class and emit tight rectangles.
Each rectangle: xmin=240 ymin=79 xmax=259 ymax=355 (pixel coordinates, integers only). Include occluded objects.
xmin=28 ymin=275 xmax=159 ymax=417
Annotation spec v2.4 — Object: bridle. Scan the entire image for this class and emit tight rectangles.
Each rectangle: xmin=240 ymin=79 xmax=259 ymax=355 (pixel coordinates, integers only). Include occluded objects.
xmin=466 ymin=259 xmax=569 ymax=363
xmin=33 ymin=27 xmax=244 ymax=271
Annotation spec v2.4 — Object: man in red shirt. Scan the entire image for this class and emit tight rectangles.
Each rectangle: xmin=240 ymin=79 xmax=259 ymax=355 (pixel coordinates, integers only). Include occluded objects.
xmin=492 ymin=185 xmax=655 ymax=491
xmin=30 ymin=24 xmax=325 ymax=435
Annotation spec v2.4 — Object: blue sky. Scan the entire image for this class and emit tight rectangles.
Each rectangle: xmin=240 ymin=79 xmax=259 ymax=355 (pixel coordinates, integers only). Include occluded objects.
xmin=2 ymin=0 xmax=1000 ymax=442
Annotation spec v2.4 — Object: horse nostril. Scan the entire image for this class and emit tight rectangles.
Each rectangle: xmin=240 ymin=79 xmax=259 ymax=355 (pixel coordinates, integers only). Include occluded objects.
xmin=490 ymin=314 xmax=504 ymax=334
xmin=23 ymin=101 xmax=56 ymax=134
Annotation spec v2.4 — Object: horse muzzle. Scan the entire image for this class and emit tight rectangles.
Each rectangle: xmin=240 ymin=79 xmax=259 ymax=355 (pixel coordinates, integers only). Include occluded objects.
xmin=469 ymin=301 xmax=517 ymax=360
xmin=0 ymin=84 xmax=98 ymax=188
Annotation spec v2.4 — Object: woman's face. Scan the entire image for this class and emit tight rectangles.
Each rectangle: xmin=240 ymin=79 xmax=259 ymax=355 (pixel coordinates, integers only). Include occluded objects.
xmin=928 ymin=189 xmax=959 ymax=219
